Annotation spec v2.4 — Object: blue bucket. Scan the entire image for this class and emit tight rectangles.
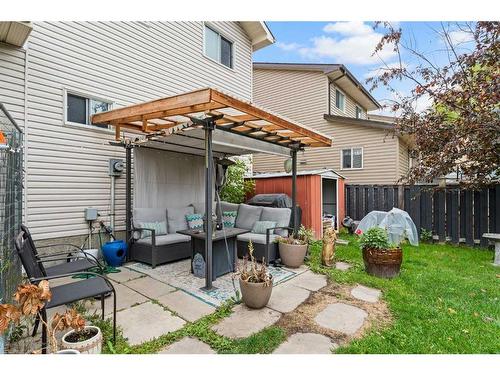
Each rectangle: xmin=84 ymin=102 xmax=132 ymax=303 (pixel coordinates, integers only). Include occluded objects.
xmin=102 ymin=240 xmax=127 ymax=267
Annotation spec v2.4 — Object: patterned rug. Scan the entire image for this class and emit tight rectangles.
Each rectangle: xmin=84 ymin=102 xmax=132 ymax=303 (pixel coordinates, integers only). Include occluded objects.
xmin=126 ymin=259 xmax=304 ymax=307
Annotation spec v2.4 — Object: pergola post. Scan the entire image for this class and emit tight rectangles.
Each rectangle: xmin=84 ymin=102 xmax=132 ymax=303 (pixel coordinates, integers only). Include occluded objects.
xmin=291 ymin=147 xmax=298 ymax=234
xmin=203 ymin=118 xmax=216 ymax=291
xmin=125 ymin=144 xmax=132 ymax=260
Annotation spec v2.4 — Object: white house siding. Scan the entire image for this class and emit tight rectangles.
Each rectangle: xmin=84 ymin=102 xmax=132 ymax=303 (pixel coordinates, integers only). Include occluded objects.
xmin=253 ymin=68 xmax=400 ymax=185
xmin=17 ymin=21 xmax=253 ymax=240
xmin=0 ymin=44 xmax=25 ymax=128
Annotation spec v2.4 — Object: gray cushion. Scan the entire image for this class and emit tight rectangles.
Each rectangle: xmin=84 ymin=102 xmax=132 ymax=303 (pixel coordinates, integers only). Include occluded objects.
xmin=133 ymin=208 xmax=167 ymax=228
xmin=137 ymin=233 xmax=191 ymax=246
xmin=236 ymin=232 xmax=278 ymax=245
xmin=260 ymin=207 xmax=291 ymax=237
xmin=192 ymin=201 xmax=216 ymax=215
xmin=220 ymin=201 xmax=240 ymax=213
xmin=235 ymin=204 xmax=263 ymax=230
xmin=167 ymin=205 xmax=195 ymax=233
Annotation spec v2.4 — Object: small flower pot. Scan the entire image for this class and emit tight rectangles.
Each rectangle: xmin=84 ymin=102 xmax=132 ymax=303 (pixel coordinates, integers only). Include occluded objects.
xmin=279 ymin=242 xmax=308 ymax=268
xmin=55 ymin=349 xmax=80 ymax=354
xmin=61 ymin=326 xmax=102 ymax=354
xmin=362 ymin=247 xmax=402 ymax=278
xmin=239 ymin=276 xmax=273 ymax=309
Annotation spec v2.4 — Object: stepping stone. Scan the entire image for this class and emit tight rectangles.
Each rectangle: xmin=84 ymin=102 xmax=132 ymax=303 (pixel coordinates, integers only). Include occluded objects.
xmin=159 ymin=337 xmax=215 ymax=354
xmin=116 ymin=301 xmax=185 ymax=346
xmin=85 ymin=283 xmax=148 ymax=314
xmin=267 ymin=284 xmax=310 ymax=313
xmin=335 ymin=262 xmax=351 ymax=271
xmin=351 ymin=285 xmax=381 ymax=303
xmin=273 ymin=333 xmax=337 ymax=354
xmin=124 ymin=276 xmax=175 ymax=299
xmin=287 ymin=271 xmax=327 ymax=291
xmin=107 ymin=268 xmax=144 ymax=283
xmin=213 ymin=304 xmax=281 ymax=339
xmin=157 ymin=290 xmax=215 ymax=322
xmin=314 ymin=303 xmax=367 ymax=335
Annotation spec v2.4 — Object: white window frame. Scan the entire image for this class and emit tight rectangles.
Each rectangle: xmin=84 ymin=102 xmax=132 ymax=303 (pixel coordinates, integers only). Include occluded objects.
xmin=335 ymin=88 xmax=346 ymax=113
xmin=355 ymin=105 xmax=364 ymax=119
xmin=340 ymin=147 xmax=364 ymax=170
xmin=63 ymin=88 xmax=113 ymax=133
xmin=202 ymin=23 xmax=235 ymax=71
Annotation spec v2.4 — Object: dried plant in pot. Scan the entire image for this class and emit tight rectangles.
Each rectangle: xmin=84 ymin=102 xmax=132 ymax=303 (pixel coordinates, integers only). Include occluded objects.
xmin=359 ymin=227 xmax=402 ymax=278
xmin=0 ymin=280 xmax=89 ymax=354
xmin=276 ymin=225 xmax=314 ymax=268
xmin=236 ymin=241 xmax=273 ymax=309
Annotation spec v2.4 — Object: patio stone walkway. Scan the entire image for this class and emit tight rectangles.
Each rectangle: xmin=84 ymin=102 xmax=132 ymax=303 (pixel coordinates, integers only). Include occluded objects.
xmin=107 ymin=268 xmax=144 ymax=283
xmin=116 ymin=301 xmax=186 ymax=345
xmin=124 ymin=276 xmax=176 ymax=299
xmin=157 ymin=290 xmax=216 ymax=322
xmin=267 ymin=284 xmax=310 ymax=313
xmin=273 ymin=333 xmax=336 ymax=354
xmin=213 ymin=304 xmax=281 ymax=339
xmin=314 ymin=302 xmax=368 ymax=335
xmin=287 ymin=270 xmax=327 ymax=291
xmin=351 ymin=285 xmax=381 ymax=303
xmin=159 ymin=337 xmax=215 ymax=354
xmin=335 ymin=262 xmax=352 ymax=271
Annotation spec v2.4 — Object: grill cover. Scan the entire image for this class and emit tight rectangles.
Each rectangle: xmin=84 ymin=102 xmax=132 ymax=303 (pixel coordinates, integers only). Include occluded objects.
xmin=246 ymin=194 xmax=292 ymax=208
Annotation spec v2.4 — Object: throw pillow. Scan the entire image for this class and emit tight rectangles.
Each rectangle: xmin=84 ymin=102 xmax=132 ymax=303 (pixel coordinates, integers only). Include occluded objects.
xmin=186 ymin=213 xmax=203 ymax=230
xmin=251 ymin=220 xmax=277 ymax=234
xmin=222 ymin=211 xmax=237 ymax=228
xmin=139 ymin=221 xmax=167 ymax=239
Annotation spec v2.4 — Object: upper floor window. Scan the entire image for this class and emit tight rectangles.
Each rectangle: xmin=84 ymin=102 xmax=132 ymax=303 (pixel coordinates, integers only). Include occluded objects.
xmin=204 ymin=25 xmax=233 ymax=69
xmin=355 ymin=106 xmax=364 ymax=119
xmin=341 ymin=147 xmax=363 ymax=169
xmin=66 ymin=92 xmax=111 ymax=129
xmin=335 ymin=89 xmax=345 ymax=112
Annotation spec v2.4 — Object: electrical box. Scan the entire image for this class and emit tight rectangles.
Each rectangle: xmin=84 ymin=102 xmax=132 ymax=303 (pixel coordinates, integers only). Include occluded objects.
xmin=109 ymin=158 xmax=124 ymax=176
xmin=84 ymin=208 xmax=98 ymax=221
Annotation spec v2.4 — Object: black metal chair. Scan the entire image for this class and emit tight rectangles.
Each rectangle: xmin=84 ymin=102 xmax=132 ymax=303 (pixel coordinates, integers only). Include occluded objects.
xmin=20 ymin=224 xmax=104 ymax=276
xmin=14 ymin=229 xmax=116 ymax=354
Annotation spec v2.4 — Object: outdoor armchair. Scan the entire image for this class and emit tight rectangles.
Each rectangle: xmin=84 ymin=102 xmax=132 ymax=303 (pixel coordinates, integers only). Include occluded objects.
xmin=237 ymin=225 xmax=293 ymax=265
xmin=14 ymin=229 xmax=116 ymax=354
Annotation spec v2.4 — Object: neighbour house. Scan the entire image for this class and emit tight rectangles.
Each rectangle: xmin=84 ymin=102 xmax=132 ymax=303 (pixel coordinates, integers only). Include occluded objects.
xmin=0 ymin=21 xmax=274 ymax=247
xmin=252 ymin=63 xmax=413 ymax=185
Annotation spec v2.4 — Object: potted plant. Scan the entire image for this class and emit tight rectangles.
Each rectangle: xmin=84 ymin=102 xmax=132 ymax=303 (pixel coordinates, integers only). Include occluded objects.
xmin=359 ymin=227 xmax=402 ymax=278
xmin=61 ymin=322 xmax=102 ymax=354
xmin=236 ymin=241 xmax=273 ymax=309
xmin=0 ymin=280 xmax=89 ymax=354
xmin=277 ymin=225 xmax=314 ymax=268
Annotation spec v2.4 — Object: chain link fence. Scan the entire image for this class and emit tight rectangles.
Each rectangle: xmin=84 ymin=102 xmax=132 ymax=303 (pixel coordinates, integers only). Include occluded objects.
xmin=0 ymin=103 xmax=23 ymax=309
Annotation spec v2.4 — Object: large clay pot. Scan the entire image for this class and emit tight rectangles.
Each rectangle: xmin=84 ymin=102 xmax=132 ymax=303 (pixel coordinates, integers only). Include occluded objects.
xmin=279 ymin=242 xmax=308 ymax=268
xmin=362 ymin=247 xmax=402 ymax=278
xmin=61 ymin=326 xmax=102 ymax=354
xmin=239 ymin=276 xmax=273 ymax=309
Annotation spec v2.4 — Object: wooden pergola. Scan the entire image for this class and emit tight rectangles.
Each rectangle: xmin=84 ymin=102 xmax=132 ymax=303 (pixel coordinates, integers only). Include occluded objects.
xmin=91 ymin=87 xmax=332 ymax=290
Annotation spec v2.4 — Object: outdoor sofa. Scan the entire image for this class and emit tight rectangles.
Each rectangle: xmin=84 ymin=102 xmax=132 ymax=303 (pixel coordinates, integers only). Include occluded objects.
xmin=130 ymin=202 xmax=291 ymax=268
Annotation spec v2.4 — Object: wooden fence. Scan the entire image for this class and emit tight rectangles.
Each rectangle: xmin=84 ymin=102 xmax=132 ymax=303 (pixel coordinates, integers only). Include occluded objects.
xmin=345 ymin=184 xmax=500 ymax=247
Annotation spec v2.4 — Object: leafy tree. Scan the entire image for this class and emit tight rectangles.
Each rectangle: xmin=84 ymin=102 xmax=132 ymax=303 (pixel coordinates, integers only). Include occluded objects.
xmin=220 ymin=158 xmax=255 ymax=203
xmin=369 ymin=22 xmax=499 ymax=189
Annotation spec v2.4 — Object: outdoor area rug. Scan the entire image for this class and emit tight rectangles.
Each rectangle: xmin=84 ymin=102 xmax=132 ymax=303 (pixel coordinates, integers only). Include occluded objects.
xmin=126 ymin=259 xmax=305 ymax=307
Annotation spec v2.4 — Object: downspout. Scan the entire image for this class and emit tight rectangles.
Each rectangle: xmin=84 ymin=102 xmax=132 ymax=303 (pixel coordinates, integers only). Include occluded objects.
xmin=23 ymin=44 xmax=29 ymax=225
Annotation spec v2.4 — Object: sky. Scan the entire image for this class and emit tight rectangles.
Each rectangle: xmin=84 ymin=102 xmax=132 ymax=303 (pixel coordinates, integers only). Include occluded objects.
xmin=254 ymin=21 xmax=476 ymax=115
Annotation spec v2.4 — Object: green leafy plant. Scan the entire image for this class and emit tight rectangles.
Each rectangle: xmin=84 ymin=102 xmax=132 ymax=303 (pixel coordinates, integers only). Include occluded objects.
xmin=420 ymin=228 xmax=433 ymax=243
xmin=358 ymin=227 xmax=392 ymax=251
xmin=277 ymin=225 xmax=315 ymax=245
xmin=219 ymin=159 xmax=255 ymax=204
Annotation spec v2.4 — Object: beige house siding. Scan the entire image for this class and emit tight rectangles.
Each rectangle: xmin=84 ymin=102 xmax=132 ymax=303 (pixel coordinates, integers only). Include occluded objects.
xmin=1 ymin=21 xmax=253 ymax=240
xmin=397 ymin=139 xmax=410 ymax=180
xmin=253 ymin=68 xmax=400 ymax=185
xmin=329 ymin=82 xmax=367 ymax=119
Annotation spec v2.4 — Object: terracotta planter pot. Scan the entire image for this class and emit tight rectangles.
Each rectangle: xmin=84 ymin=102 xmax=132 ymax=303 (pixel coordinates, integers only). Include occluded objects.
xmin=239 ymin=277 xmax=273 ymax=309
xmin=279 ymin=242 xmax=308 ymax=268
xmin=362 ymin=247 xmax=402 ymax=278
xmin=61 ymin=326 xmax=102 ymax=354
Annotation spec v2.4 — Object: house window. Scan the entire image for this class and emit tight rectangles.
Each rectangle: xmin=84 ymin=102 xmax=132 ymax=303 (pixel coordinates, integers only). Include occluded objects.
xmin=204 ymin=25 xmax=233 ymax=69
xmin=335 ymin=89 xmax=345 ymax=111
xmin=66 ymin=92 xmax=111 ymax=128
xmin=355 ymin=106 xmax=364 ymax=119
xmin=341 ymin=148 xmax=363 ymax=169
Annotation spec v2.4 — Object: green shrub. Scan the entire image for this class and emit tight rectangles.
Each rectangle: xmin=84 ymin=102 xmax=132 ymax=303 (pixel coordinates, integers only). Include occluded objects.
xmin=358 ymin=227 xmax=391 ymax=250
xmin=420 ymin=228 xmax=433 ymax=242
xmin=220 ymin=159 xmax=255 ymax=204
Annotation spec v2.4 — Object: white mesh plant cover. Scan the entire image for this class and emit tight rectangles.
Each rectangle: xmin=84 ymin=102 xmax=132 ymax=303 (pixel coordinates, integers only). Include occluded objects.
xmin=356 ymin=208 xmax=419 ymax=246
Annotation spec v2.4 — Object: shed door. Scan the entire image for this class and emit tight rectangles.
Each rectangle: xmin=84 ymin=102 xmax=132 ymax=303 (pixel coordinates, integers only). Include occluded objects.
xmin=322 ymin=178 xmax=337 ymax=225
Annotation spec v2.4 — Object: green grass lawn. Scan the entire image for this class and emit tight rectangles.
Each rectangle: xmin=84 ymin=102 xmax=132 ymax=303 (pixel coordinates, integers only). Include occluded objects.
xmin=93 ymin=235 xmax=499 ymax=354
xmin=308 ymin=235 xmax=500 ymax=354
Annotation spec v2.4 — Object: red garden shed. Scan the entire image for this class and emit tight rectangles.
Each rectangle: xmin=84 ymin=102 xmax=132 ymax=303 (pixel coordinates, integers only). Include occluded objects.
xmin=248 ymin=169 xmax=345 ymax=238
